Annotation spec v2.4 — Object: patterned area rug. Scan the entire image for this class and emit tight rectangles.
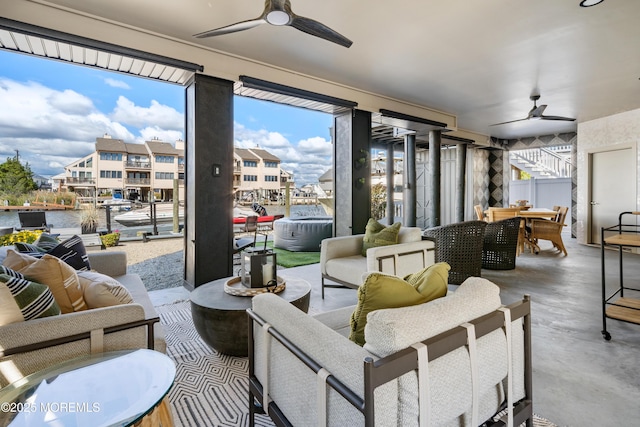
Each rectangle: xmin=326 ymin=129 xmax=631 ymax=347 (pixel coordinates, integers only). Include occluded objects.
xmin=157 ymin=301 xmax=557 ymax=427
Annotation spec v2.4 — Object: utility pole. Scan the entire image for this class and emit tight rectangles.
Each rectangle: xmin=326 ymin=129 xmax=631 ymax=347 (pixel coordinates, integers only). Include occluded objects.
xmin=15 ymin=150 xmax=19 ymax=162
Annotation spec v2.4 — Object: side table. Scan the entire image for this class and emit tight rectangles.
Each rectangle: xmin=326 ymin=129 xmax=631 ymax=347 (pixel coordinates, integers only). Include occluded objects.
xmin=0 ymin=349 xmax=175 ymax=426
xmin=190 ymin=274 xmax=311 ymax=357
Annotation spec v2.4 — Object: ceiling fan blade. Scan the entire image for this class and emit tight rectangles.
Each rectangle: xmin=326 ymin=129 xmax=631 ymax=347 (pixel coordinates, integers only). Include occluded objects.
xmin=290 ymin=15 xmax=353 ymax=47
xmin=539 ymin=115 xmax=576 ymax=122
xmin=530 ymin=104 xmax=547 ymax=117
xmin=193 ymin=18 xmax=266 ymax=38
xmin=490 ymin=117 xmax=529 ymax=126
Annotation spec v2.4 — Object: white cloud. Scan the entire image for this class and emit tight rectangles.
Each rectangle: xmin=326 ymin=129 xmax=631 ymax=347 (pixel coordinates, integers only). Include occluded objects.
xmin=136 ymin=127 xmax=184 ymax=145
xmin=233 ymin=122 xmax=331 ymax=185
xmin=0 ymin=78 xmax=181 ymax=176
xmin=110 ymin=96 xmax=183 ymax=130
xmin=104 ymin=78 xmax=130 ymax=89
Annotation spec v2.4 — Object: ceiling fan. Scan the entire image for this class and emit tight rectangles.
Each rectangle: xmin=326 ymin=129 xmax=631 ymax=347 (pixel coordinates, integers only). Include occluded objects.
xmin=490 ymin=95 xmax=576 ymax=126
xmin=193 ymin=0 xmax=353 ymax=48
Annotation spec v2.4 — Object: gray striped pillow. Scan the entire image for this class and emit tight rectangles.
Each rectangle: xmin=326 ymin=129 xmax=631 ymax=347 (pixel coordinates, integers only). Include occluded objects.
xmin=0 ymin=274 xmax=61 ymax=325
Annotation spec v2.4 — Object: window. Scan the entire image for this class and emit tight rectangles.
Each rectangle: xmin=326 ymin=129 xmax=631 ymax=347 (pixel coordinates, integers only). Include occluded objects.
xmin=71 ymin=171 xmax=77 ymax=177
xmin=86 ymin=158 xmax=93 ymax=168
xmin=79 ymin=161 xmax=85 ymax=168
xmin=243 ymin=175 xmax=257 ymax=182
xmin=265 ymin=175 xmax=278 ymax=182
xmin=178 ymin=157 xmax=185 ymax=165
xmin=100 ymin=170 xmax=123 ymax=178
xmin=155 ymin=155 xmax=175 ymax=163
xmin=264 ymin=161 xmax=278 ymax=168
xmin=99 ymin=152 xmax=123 ymax=161
xmin=243 ymin=160 xmax=257 ymax=167
xmin=155 ymin=172 xmax=175 ymax=180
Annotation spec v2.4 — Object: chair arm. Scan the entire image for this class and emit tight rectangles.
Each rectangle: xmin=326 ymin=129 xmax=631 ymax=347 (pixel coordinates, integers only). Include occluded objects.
xmin=366 ymin=240 xmax=436 ymax=277
xmin=250 ymin=294 xmax=397 ymax=426
xmin=320 ymin=234 xmax=364 ymax=274
xmin=87 ymin=251 xmax=127 ymax=276
xmin=0 ymin=304 xmax=147 ymax=387
xmin=531 ymin=219 xmax=563 ymax=232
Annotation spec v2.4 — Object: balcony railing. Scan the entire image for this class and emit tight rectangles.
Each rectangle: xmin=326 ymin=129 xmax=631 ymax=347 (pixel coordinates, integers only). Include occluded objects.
xmin=125 ymin=161 xmax=151 ymax=169
xmin=66 ymin=177 xmax=96 ymax=185
xmin=125 ymin=178 xmax=151 ymax=185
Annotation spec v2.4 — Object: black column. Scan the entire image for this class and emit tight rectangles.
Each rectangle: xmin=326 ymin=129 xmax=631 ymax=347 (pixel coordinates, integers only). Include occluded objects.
xmin=456 ymin=144 xmax=467 ymax=222
xmin=385 ymin=143 xmax=395 ymax=225
xmin=429 ymin=130 xmax=442 ymax=227
xmin=184 ymin=74 xmax=234 ymax=289
xmin=334 ymin=109 xmax=371 ymax=236
xmin=403 ymin=134 xmax=416 ymax=227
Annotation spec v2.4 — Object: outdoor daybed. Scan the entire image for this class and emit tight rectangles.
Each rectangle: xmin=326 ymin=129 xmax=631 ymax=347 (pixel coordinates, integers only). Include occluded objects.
xmin=248 ymin=277 xmax=532 ymax=427
xmin=0 ymin=248 xmax=163 ymax=387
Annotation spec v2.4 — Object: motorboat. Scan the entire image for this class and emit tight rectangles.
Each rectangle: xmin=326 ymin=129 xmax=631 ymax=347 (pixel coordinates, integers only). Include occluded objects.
xmin=114 ymin=203 xmax=183 ymax=227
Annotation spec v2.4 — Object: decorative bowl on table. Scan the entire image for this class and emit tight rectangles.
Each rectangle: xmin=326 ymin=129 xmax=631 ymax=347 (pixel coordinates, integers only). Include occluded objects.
xmin=224 ymin=276 xmax=286 ymax=296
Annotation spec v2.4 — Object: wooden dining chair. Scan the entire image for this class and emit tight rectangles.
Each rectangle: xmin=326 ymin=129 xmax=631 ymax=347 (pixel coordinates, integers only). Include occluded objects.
xmin=529 ymin=219 xmax=568 ymax=256
xmin=474 ymin=204 xmax=485 ymax=221
xmin=555 ymin=206 xmax=568 ymax=225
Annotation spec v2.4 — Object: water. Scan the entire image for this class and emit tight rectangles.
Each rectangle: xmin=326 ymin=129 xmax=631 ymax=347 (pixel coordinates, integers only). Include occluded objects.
xmin=0 ymin=204 xmax=329 ymax=237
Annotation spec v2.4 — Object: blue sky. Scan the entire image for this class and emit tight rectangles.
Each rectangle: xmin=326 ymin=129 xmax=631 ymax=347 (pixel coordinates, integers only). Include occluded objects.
xmin=0 ymin=49 xmax=333 ymax=185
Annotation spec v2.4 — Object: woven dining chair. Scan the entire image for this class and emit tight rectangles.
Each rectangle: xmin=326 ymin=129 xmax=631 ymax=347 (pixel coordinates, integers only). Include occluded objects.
xmin=482 ymin=217 xmax=521 ymax=270
xmin=422 ymin=220 xmax=487 ymax=285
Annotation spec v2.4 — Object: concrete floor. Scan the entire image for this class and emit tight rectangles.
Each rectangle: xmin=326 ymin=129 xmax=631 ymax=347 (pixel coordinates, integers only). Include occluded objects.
xmin=149 ymin=234 xmax=640 ymax=426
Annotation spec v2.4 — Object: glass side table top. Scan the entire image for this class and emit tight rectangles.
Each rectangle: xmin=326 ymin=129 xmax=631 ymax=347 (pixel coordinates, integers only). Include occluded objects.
xmin=0 ymin=349 xmax=175 ymax=427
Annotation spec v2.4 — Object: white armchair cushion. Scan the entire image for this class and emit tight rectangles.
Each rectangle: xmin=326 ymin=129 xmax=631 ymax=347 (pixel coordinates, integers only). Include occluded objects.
xmin=363 ymin=278 xmax=520 ymax=426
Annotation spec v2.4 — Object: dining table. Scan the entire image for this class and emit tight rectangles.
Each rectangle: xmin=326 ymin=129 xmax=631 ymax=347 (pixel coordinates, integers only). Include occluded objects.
xmin=516 ymin=208 xmax=558 ymax=219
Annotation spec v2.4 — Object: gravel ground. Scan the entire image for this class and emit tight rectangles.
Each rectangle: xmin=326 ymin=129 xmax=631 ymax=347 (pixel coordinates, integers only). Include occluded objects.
xmin=104 ymin=237 xmax=184 ymax=291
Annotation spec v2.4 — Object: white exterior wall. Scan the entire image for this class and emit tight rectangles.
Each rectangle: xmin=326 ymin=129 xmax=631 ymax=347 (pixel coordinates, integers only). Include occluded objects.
xmin=152 ymin=156 xmax=177 ymax=190
xmin=576 ymin=108 xmax=640 ymax=243
xmin=96 ymin=157 xmax=125 ymax=192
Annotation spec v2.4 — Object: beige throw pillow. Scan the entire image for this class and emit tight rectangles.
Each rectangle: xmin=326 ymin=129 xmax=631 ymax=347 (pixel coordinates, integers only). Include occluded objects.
xmin=78 ymin=271 xmax=134 ymax=308
xmin=4 ymin=250 xmax=87 ymax=313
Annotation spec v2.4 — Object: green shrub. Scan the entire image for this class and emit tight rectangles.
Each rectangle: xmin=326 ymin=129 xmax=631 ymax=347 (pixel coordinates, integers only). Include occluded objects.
xmin=0 ymin=230 xmax=43 ymax=246
xmin=100 ymin=232 xmax=120 ymax=247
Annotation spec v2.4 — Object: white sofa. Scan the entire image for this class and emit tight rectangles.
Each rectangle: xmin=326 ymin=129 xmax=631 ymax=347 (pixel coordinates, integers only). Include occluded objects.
xmin=320 ymin=227 xmax=436 ymax=297
xmin=248 ymin=277 xmax=532 ymax=427
xmin=0 ymin=250 xmax=164 ymax=387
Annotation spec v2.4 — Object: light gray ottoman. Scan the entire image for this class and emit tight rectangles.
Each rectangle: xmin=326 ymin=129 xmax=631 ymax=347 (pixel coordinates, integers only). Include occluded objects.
xmin=273 ymin=217 xmax=333 ymax=252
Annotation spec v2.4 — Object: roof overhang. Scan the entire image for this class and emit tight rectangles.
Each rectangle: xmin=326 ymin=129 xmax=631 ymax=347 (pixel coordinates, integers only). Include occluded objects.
xmin=0 ymin=17 xmax=203 ymax=85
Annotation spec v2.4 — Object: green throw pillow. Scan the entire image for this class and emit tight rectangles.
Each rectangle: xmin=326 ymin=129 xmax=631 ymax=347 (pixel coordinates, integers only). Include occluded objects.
xmin=35 ymin=233 xmax=61 ymax=252
xmin=404 ymin=262 xmax=450 ymax=301
xmin=349 ymin=273 xmax=428 ymax=346
xmin=361 ymin=218 xmax=402 ymax=256
xmin=0 ymin=273 xmax=61 ymax=326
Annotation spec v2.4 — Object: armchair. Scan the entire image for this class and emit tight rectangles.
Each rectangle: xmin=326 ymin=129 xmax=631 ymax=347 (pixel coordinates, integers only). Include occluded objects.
xmin=482 ymin=216 xmax=521 ymax=270
xmin=422 ymin=220 xmax=487 ymax=285
xmin=529 ymin=219 xmax=568 ymax=256
xmin=248 ymin=278 xmax=533 ymax=426
xmin=320 ymin=227 xmax=435 ymax=297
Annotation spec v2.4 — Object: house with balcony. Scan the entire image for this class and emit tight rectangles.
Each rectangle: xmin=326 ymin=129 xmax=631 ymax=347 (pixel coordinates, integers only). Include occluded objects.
xmin=233 ymin=147 xmax=282 ymax=203
xmin=63 ymin=135 xmax=185 ymax=203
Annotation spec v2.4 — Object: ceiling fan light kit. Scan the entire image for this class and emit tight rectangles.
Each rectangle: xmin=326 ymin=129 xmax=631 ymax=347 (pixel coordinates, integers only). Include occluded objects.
xmin=194 ymin=0 xmax=352 ymax=48
xmin=579 ymin=0 xmax=604 ymax=7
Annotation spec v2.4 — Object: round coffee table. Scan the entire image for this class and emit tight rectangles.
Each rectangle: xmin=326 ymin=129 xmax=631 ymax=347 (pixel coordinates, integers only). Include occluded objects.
xmin=190 ymin=274 xmax=311 ymax=356
xmin=0 ymin=349 xmax=175 ymax=426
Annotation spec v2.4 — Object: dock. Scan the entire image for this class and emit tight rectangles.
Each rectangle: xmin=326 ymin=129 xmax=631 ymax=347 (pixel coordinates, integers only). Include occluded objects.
xmin=1 ymin=204 xmax=72 ymax=211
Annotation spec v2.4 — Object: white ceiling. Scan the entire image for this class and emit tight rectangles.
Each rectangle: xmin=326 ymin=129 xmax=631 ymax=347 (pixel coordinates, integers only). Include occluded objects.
xmin=13 ymin=0 xmax=640 ymax=140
